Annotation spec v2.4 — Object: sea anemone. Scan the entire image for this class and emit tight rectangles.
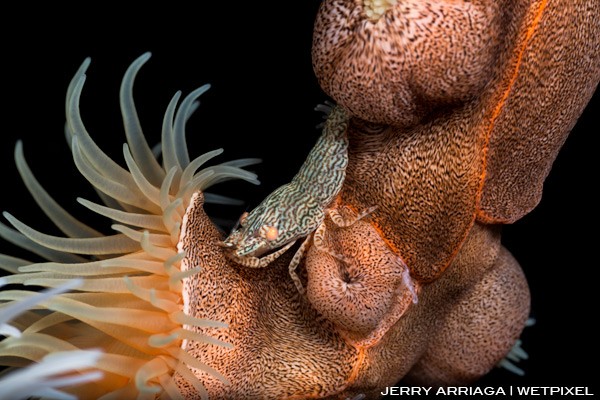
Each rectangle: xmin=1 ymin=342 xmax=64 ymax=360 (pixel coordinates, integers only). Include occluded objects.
xmin=0 ymin=278 xmax=104 ymax=399
xmin=0 ymin=53 xmax=259 ymax=399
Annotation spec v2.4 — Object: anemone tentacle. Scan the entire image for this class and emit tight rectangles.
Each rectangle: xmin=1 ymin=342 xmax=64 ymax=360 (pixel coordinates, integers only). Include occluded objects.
xmin=0 ymin=53 xmax=257 ymax=399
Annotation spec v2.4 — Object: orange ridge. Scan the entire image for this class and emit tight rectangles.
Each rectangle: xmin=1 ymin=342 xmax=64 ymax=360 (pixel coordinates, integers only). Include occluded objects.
xmin=475 ymin=0 xmax=549 ymax=222
xmin=431 ymin=0 xmax=550 ymax=279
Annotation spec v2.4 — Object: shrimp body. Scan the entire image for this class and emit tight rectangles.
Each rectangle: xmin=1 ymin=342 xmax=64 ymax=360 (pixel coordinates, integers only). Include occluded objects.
xmin=222 ymin=105 xmax=350 ymax=284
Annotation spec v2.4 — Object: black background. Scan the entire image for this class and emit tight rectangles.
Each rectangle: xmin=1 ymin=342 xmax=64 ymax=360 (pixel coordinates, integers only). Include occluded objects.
xmin=1 ymin=2 xmax=597 ymax=395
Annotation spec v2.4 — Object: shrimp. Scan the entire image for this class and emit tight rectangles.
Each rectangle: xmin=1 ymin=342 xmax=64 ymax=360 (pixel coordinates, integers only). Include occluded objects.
xmin=221 ymin=105 xmax=375 ymax=292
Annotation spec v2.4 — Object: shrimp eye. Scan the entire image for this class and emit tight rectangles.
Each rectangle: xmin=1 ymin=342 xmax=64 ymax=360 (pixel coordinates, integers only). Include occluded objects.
xmin=239 ymin=212 xmax=249 ymax=226
xmin=266 ymin=227 xmax=279 ymax=241
xmin=259 ymin=225 xmax=279 ymax=241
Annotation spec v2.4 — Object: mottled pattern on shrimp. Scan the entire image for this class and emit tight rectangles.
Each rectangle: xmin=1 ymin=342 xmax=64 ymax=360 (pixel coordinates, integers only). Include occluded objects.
xmin=221 ymin=105 xmax=349 ymax=269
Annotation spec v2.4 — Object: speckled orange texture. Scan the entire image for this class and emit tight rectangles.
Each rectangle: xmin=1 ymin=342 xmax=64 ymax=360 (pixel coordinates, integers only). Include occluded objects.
xmin=478 ymin=0 xmax=600 ymax=222
xmin=176 ymin=1 xmax=599 ymax=398
xmin=305 ymin=206 xmax=417 ymax=346
xmin=176 ymin=193 xmax=357 ymax=399
xmin=312 ymin=0 xmax=504 ymax=127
